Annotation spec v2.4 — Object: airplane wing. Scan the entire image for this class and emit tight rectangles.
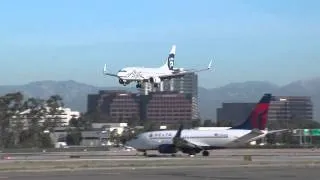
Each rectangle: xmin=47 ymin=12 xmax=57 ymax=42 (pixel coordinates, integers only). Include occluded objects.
xmin=225 ymin=129 xmax=264 ymax=147
xmin=159 ymin=59 xmax=213 ymax=79
xmin=102 ymin=64 xmax=119 ymax=78
xmin=173 ymin=125 xmax=210 ymax=151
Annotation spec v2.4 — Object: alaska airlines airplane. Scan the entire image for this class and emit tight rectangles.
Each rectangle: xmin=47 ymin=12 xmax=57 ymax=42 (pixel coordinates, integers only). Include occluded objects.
xmin=125 ymin=94 xmax=287 ymax=157
xmin=103 ymin=45 xmax=213 ymax=88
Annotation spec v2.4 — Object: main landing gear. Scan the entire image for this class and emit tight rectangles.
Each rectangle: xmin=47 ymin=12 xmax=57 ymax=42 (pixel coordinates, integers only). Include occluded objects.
xmin=188 ymin=150 xmax=209 ymax=157
xmin=136 ymin=81 xmax=142 ymax=88
xmin=202 ymin=150 xmax=210 ymax=157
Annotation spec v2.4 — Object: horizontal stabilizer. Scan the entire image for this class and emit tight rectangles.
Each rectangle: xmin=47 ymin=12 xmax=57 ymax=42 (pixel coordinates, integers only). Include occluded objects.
xmin=226 ymin=129 xmax=264 ymax=147
xmin=267 ymin=129 xmax=289 ymax=134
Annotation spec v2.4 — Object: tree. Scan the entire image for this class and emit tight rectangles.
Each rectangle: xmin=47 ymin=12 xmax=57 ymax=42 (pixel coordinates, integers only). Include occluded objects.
xmin=119 ymin=127 xmax=135 ymax=144
xmin=66 ymin=128 xmax=82 ymax=145
xmin=69 ymin=117 xmax=80 ymax=127
xmin=0 ymin=92 xmax=70 ymax=148
xmin=44 ymin=95 xmax=65 ymax=130
xmin=22 ymin=97 xmax=47 ymax=147
xmin=218 ymin=120 xmax=233 ymax=127
xmin=78 ymin=112 xmax=93 ymax=130
xmin=0 ymin=92 xmax=26 ymax=148
xmin=143 ymin=121 xmax=157 ymax=131
xmin=39 ymin=132 xmax=54 ymax=148
xmin=109 ymin=129 xmax=120 ymax=146
xmin=128 ymin=114 xmax=140 ymax=127
xmin=191 ymin=119 xmax=201 ymax=128
xmin=203 ymin=120 xmax=213 ymax=127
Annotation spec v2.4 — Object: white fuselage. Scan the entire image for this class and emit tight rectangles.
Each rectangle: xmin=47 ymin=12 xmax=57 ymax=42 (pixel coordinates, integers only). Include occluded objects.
xmin=117 ymin=66 xmax=172 ymax=81
xmin=125 ymin=129 xmax=266 ymax=151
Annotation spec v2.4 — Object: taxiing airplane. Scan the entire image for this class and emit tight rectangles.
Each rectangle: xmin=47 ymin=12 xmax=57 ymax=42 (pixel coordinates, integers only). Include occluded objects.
xmin=103 ymin=45 xmax=213 ymax=88
xmin=125 ymin=93 xmax=288 ymax=157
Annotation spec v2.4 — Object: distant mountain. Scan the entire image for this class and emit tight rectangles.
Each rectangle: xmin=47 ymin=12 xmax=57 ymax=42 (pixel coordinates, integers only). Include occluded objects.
xmin=0 ymin=79 xmax=319 ymax=121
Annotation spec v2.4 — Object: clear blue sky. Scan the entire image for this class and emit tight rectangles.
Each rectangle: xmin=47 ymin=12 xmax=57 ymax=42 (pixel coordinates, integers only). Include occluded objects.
xmin=0 ymin=0 xmax=319 ymax=88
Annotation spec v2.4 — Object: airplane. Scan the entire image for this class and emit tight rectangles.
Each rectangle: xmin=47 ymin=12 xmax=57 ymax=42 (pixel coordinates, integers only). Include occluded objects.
xmin=103 ymin=45 xmax=213 ymax=88
xmin=125 ymin=93 xmax=288 ymax=157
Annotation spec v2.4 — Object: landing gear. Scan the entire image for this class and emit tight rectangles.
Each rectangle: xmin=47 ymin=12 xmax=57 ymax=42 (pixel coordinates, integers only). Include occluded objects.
xmin=153 ymin=83 xmax=159 ymax=88
xmin=119 ymin=79 xmax=129 ymax=86
xmin=188 ymin=151 xmax=197 ymax=157
xmin=136 ymin=81 xmax=142 ymax=88
xmin=202 ymin=150 xmax=209 ymax=157
xmin=143 ymin=151 xmax=147 ymax=156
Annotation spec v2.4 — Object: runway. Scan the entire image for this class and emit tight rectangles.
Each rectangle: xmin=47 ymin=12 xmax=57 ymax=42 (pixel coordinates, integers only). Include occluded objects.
xmin=2 ymin=148 xmax=320 ymax=160
xmin=0 ymin=148 xmax=320 ymax=179
xmin=0 ymin=166 xmax=318 ymax=180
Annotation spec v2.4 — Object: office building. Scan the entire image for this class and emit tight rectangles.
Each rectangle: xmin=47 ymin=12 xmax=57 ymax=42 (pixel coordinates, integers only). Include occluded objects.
xmin=88 ymin=90 xmax=194 ymax=126
xmin=140 ymin=91 xmax=193 ymax=126
xmin=87 ymin=90 xmax=140 ymax=123
xmin=139 ymin=72 xmax=199 ymax=119
xmin=217 ymin=103 xmax=256 ymax=126
xmin=268 ymin=96 xmax=313 ymax=121
xmin=216 ymin=96 xmax=313 ymax=126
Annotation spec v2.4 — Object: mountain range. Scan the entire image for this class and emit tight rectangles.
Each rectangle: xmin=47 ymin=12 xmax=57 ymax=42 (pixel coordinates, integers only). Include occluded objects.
xmin=0 ymin=78 xmax=319 ymax=122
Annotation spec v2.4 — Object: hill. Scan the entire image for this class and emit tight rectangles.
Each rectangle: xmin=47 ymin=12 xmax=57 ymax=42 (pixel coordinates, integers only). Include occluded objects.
xmin=0 ymin=79 xmax=319 ymax=121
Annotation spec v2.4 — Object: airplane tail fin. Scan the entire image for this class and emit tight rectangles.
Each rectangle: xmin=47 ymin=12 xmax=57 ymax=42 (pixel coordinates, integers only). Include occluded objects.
xmin=161 ymin=45 xmax=176 ymax=70
xmin=230 ymin=93 xmax=273 ymax=130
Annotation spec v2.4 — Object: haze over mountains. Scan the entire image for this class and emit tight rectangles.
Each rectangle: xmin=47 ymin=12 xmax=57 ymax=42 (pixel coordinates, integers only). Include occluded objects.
xmin=0 ymin=78 xmax=319 ymax=122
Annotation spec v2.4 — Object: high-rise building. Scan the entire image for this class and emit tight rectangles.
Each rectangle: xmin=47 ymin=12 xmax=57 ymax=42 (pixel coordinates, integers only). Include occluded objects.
xmin=140 ymin=91 xmax=193 ymax=126
xmin=87 ymin=90 xmax=194 ymax=126
xmin=217 ymin=103 xmax=256 ymax=126
xmin=268 ymin=96 xmax=313 ymax=121
xmin=139 ymin=72 xmax=199 ymax=119
xmin=87 ymin=90 xmax=140 ymax=123
xmin=216 ymin=96 xmax=313 ymax=126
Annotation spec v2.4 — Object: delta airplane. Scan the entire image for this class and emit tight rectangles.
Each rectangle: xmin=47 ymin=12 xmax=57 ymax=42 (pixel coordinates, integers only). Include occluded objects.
xmin=125 ymin=94 xmax=288 ymax=157
xmin=103 ymin=45 xmax=213 ymax=88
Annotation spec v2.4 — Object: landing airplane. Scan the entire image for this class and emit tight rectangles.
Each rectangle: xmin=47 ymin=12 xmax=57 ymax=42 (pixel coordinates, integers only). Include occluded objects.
xmin=103 ymin=45 xmax=213 ymax=88
xmin=125 ymin=93 xmax=288 ymax=157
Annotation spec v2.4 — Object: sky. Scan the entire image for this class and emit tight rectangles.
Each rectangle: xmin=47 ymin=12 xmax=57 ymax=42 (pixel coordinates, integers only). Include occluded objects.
xmin=0 ymin=0 xmax=319 ymax=88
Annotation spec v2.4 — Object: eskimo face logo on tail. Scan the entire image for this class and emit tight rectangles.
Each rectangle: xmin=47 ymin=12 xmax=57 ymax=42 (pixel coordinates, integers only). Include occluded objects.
xmin=167 ymin=54 xmax=175 ymax=70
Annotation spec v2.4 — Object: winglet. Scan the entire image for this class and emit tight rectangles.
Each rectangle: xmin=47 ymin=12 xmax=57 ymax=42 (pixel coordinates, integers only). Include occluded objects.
xmin=102 ymin=64 xmax=118 ymax=77
xmin=103 ymin=64 xmax=107 ymax=74
xmin=208 ymin=59 xmax=213 ymax=69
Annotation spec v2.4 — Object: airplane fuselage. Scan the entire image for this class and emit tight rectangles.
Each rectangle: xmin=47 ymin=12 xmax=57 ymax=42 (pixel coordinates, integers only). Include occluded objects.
xmin=103 ymin=45 xmax=213 ymax=89
xmin=117 ymin=67 xmax=172 ymax=81
xmin=126 ymin=129 xmax=257 ymax=151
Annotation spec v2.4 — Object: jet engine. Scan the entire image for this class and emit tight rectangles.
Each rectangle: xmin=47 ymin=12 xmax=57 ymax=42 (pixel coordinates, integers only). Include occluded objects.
xmin=119 ymin=79 xmax=125 ymax=84
xmin=158 ymin=144 xmax=177 ymax=154
xmin=149 ymin=77 xmax=161 ymax=84
xmin=119 ymin=79 xmax=129 ymax=86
